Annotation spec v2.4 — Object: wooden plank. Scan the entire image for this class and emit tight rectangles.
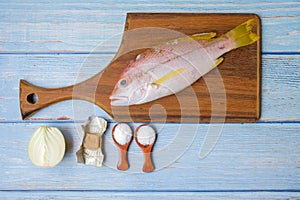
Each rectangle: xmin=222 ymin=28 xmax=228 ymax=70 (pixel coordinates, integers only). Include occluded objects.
xmin=1 ymin=191 xmax=300 ymax=200
xmin=0 ymin=54 xmax=298 ymax=121
xmin=0 ymin=1 xmax=299 ymax=53
xmin=261 ymin=55 xmax=300 ymax=121
xmin=0 ymin=0 xmax=299 ymax=198
xmin=0 ymin=123 xmax=299 ymax=190
xmin=18 ymin=13 xmax=261 ymax=122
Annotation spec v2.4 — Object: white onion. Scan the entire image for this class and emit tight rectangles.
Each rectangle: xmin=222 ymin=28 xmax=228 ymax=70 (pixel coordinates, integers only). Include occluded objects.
xmin=28 ymin=126 xmax=66 ymax=167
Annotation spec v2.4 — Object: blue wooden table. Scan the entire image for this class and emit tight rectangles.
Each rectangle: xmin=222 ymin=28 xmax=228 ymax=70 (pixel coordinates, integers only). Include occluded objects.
xmin=0 ymin=0 xmax=299 ymax=199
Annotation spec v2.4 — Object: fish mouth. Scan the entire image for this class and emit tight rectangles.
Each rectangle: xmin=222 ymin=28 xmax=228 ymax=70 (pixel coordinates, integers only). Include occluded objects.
xmin=109 ymin=95 xmax=130 ymax=106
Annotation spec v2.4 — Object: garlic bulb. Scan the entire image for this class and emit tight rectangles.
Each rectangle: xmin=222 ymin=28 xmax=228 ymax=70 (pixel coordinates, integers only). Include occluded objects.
xmin=28 ymin=126 xmax=66 ymax=167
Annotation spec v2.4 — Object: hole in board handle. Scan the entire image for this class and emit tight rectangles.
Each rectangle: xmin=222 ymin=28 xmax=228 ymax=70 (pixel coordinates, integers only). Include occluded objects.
xmin=27 ymin=93 xmax=38 ymax=104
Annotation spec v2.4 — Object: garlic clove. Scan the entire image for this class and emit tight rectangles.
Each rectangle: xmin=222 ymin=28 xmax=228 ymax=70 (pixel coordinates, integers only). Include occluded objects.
xmin=82 ymin=116 xmax=107 ymax=134
xmin=28 ymin=126 xmax=66 ymax=167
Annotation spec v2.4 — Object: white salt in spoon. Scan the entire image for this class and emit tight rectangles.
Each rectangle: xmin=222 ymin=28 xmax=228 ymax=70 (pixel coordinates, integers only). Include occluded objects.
xmin=135 ymin=124 xmax=157 ymax=173
xmin=112 ymin=123 xmax=133 ymax=171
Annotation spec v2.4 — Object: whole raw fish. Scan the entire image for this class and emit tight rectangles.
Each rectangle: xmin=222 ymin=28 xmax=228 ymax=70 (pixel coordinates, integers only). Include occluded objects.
xmin=110 ymin=19 xmax=259 ymax=106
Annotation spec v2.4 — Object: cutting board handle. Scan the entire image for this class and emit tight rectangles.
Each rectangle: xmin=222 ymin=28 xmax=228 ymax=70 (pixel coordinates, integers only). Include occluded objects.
xmin=19 ymin=80 xmax=73 ymax=119
xmin=19 ymin=73 xmax=102 ymax=119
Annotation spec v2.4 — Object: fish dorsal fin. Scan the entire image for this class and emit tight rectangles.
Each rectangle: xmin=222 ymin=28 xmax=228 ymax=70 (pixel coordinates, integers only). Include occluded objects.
xmin=155 ymin=32 xmax=217 ymax=48
xmin=152 ymin=68 xmax=184 ymax=85
xmin=190 ymin=32 xmax=217 ymax=40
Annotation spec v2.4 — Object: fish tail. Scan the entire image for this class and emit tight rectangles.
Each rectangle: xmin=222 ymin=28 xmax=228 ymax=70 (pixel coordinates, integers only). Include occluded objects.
xmin=225 ymin=18 xmax=259 ymax=49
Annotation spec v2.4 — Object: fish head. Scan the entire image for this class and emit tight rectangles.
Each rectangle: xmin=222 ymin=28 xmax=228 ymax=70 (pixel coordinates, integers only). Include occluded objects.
xmin=110 ymin=70 xmax=152 ymax=106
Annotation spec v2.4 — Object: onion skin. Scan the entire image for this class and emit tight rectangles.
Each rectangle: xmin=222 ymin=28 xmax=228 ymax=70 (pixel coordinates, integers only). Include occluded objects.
xmin=28 ymin=126 xmax=66 ymax=167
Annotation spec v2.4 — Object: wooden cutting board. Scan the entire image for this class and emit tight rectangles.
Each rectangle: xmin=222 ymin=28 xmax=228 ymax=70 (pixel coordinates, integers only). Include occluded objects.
xmin=20 ymin=13 xmax=261 ymax=122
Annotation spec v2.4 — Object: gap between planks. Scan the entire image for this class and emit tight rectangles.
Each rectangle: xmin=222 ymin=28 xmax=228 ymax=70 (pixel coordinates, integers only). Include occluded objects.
xmin=0 ymin=52 xmax=300 ymax=55
xmin=1 ymin=189 xmax=300 ymax=192
xmin=0 ymin=120 xmax=300 ymax=124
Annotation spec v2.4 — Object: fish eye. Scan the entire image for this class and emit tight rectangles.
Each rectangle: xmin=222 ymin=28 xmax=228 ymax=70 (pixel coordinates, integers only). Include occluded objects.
xmin=119 ymin=79 xmax=127 ymax=87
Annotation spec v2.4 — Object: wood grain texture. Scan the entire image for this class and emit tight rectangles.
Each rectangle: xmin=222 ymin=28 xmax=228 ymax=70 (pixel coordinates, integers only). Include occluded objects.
xmin=1 ymin=191 xmax=300 ymax=200
xmin=19 ymin=13 xmax=261 ymax=122
xmin=0 ymin=0 xmax=299 ymax=199
xmin=0 ymin=1 xmax=299 ymax=53
xmin=0 ymin=123 xmax=299 ymax=190
xmin=0 ymin=54 xmax=298 ymax=121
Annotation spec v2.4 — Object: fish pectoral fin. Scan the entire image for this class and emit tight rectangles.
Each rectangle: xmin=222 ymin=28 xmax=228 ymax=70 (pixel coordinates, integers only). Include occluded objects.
xmin=152 ymin=68 xmax=184 ymax=85
xmin=210 ymin=57 xmax=224 ymax=70
xmin=190 ymin=32 xmax=217 ymax=40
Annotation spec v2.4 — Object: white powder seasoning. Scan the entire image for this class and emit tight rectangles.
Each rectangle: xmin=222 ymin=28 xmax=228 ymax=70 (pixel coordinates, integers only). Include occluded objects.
xmin=113 ymin=123 xmax=132 ymax=145
xmin=136 ymin=125 xmax=156 ymax=146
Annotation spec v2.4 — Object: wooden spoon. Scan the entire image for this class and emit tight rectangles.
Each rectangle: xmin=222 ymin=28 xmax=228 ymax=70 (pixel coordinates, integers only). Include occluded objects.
xmin=135 ymin=124 xmax=157 ymax=173
xmin=112 ymin=123 xmax=133 ymax=171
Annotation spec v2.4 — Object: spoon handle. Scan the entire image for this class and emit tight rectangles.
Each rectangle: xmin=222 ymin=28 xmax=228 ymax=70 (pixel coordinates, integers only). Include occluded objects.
xmin=117 ymin=149 xmax=129 ymax=171
xmin=143 ymin=152 xmax=155 ymax=173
